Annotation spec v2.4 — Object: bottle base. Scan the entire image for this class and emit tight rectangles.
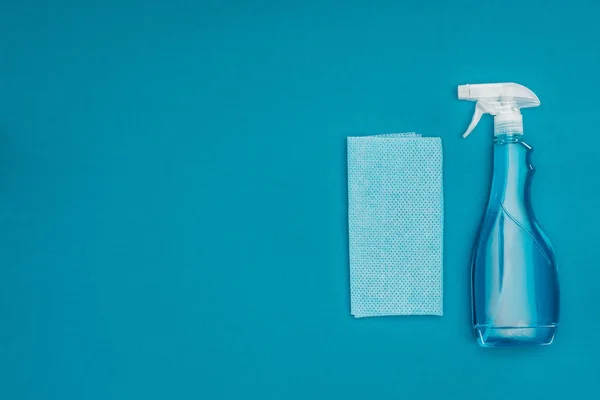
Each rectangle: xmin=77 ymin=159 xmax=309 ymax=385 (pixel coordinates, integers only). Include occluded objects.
xmin=475 ymin=325 xmax=557 ymax=347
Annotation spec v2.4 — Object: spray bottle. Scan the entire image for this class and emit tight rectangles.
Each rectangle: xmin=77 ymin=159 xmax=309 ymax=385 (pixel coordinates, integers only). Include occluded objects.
xmin=459 ymin=82 xmax=559 ymax=347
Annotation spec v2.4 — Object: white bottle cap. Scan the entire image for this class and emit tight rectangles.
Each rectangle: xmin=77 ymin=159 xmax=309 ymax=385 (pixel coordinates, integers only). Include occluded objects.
xmin=494 ymin=112 xmax=523 ymax=136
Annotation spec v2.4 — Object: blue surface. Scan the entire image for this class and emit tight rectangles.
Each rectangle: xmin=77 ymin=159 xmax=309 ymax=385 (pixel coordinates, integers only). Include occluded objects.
xmin=0 ymin=1 xmax=599 ymax=398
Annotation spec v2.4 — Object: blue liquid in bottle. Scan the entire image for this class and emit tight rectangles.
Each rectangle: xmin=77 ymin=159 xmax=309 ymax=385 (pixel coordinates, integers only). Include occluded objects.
xmin=472 ymin=134 xmax=559 ymax=347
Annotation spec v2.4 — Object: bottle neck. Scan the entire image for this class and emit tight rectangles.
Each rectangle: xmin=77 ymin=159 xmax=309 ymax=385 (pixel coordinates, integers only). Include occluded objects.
xmin=491 ymin=135 xmax=532 ymax=209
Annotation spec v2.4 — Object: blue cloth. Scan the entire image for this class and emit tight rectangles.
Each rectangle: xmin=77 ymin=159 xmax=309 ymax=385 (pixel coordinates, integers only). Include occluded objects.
xmin=348 ymin=134 xmax=444 ymax=317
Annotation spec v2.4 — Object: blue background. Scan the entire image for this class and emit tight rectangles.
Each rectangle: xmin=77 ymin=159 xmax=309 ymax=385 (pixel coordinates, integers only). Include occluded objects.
xmin=1 ymin=1 xmax=599 ymax=398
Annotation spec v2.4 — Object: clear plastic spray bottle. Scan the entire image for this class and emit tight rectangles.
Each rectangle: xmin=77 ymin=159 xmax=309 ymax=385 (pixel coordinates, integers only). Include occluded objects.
xmin=459 ymin=83 xmax=559 ymax=347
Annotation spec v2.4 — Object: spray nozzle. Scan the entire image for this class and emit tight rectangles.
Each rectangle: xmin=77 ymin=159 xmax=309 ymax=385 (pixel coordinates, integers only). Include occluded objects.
xmin=458 ymin=82 xmax=540 ymax=138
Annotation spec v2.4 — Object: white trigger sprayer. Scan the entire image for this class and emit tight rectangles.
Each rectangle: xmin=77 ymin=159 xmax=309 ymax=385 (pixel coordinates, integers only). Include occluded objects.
xmin=458 ymin=82 xmax=540 ymax=138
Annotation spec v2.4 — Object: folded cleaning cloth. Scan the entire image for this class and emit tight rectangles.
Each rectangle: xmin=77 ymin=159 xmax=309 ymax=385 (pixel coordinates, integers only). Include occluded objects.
xmin=347 ymin=133 xmax=443 ymax=317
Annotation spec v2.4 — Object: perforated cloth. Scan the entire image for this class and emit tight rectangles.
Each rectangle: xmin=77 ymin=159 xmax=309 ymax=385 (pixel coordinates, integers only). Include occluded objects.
xmin=347 ymin=133 xmax=443 ymax=317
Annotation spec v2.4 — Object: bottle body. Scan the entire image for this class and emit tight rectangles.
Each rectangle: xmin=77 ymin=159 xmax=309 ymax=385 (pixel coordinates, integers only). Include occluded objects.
xmin=472 ymin=135 xmax=559 ymax=347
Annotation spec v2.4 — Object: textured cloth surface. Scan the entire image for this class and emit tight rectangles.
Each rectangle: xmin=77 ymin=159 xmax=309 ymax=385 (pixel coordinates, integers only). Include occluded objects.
xmin=347 ymin=134 xmax=443 ymax=317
